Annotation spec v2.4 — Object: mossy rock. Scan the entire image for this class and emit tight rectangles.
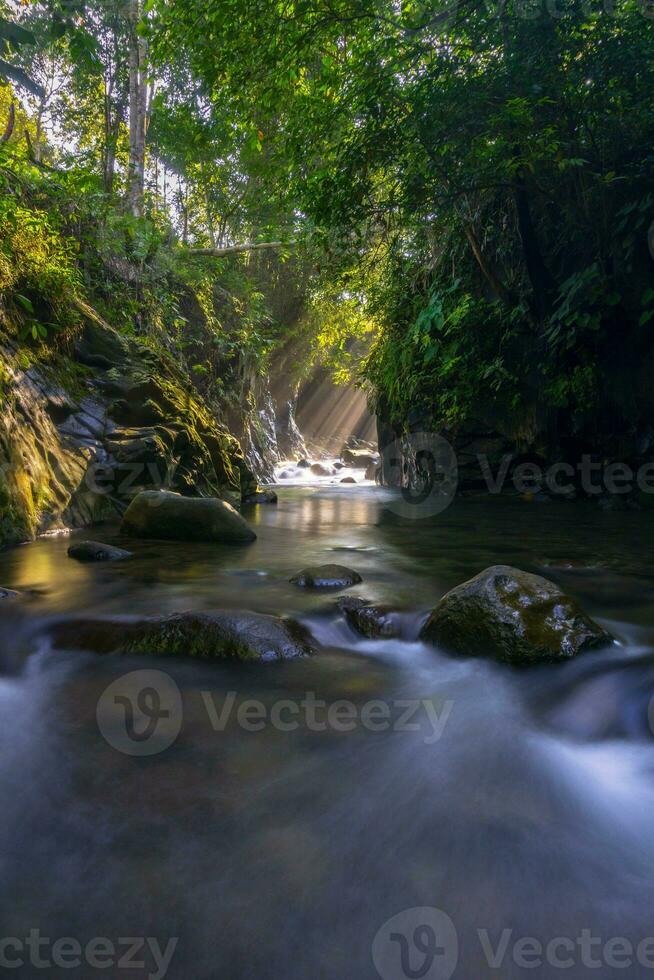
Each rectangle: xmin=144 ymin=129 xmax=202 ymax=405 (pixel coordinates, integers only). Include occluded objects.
xmin=75 ymin=316 xmax=131 ymax=369
xmin=121 ymin=490 xmax=256 ymax=543
xmin=420 ymin=564 xmax=613 ymax=664
xmin=106 ymin=369 xmax=252 ymax=500
xmin=50 ymin=611 xmax=314 ymax=662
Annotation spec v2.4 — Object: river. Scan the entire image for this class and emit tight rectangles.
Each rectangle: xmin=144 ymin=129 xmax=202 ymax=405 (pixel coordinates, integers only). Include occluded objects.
xmin=1 ymin=484 xmax=654 ymax=978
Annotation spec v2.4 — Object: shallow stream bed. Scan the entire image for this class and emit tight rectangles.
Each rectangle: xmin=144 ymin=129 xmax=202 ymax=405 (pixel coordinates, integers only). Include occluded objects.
xmin=1 ymin=487 xmax=654 ymax=978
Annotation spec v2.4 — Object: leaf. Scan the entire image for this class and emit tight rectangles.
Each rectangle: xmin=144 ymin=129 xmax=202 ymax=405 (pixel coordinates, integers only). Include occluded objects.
xmin=15 ymin=294 xmax=34 ymax=313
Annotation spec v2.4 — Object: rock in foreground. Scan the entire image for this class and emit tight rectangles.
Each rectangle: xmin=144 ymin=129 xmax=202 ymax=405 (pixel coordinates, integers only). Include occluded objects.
xmin=291 ymin=564 xmax=362 ymax=589
xmin=420 ymin=565 xmax=612 ymax=664
xmin=121 ymin=490 xmax=256 ymax=543
xmin=68 ymin=541 xmax=132 ymax=562
xmin=50 ymin=611 xmax=313 ymax=662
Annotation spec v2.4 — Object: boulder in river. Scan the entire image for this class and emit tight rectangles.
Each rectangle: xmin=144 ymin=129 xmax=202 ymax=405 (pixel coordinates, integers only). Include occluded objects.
xmin=338 ymin=597 xmax=398 ymax=638
xmin=68 ymin=541 xmax=132 ymax=562
xmin=49 ymin=611 xmax=314 ymax=662
xmin=420 ymin=565 xmax=612 ymax=664
xmin=121 ymin=490 xmax=256 ymax=543
xmin=340 ymin=477 xmax=357 ymax=484
xmin=296 ymin=459 xmax=311 ymax=469
xmin=291 ymin=564 xmax=362 ymax=589
xmin=341 ymin=448 xmax=379 ymax=469
xmin=310 ymin=462 xmax=334 ymax=477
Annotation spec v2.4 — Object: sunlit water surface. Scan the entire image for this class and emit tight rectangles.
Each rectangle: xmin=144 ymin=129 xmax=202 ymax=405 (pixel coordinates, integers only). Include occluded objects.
xmin=2 ymin=487 xmax=654 ymax=978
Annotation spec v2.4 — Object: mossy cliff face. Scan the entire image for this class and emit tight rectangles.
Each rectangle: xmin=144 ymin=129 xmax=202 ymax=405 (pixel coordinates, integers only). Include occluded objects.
xmin=0 ymin=311 xmax=258 ymax=550
xmin=0 ymin=345 xmax=88 ymax=549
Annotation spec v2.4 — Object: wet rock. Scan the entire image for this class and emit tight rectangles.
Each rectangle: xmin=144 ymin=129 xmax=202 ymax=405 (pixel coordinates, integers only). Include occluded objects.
xmin=0 ymin=587 xmax=21 ymax=600
xmin=340 ymin=477 xmax=357 ymax=484
xmin=291 ymin=564 xmax=362 ymax=589
xmin=67 ymin=541 xmax=132 ymax=562
xmin=296 ymin=459 xmax=311 ymax=469
xmin=420 ymin=565 xmax=612 ymax=665
xmin=243 ymin=489 xmax=278 ymax=505
xmin=125 ymin=611 xmax=313 ymax=662
xmin=333 ymin=461 xmax=345 ymax=470
xmin=50 ymin=611 xmax=313 ymax=662
xmin=121 ymin=490 xmax=256 ymax=543
xmin=310 ymin=462 xmax=334 ymax=477
xmin=279 ymin=469 xmax=297 ymax=480
xmin=337 ymin=597 xmax=398 ymax=638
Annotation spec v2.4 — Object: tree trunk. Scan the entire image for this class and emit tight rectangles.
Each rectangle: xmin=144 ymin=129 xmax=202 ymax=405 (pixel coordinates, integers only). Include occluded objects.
xmin=462 ymin=222 xmax=514 ymax=306
xmin=127 ymin=0 xmax=147 ymax=217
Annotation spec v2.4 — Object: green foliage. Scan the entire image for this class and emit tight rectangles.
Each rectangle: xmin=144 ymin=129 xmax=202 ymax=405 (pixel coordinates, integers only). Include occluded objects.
xmin=0 ymin=153 xmax=82 ymax=342
xmin=0 ymin=0 xmax=652 ymax=458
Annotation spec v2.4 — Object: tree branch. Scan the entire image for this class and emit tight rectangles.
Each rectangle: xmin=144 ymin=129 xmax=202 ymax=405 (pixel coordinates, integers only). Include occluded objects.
xmin=1 ymin=101 xmax=15 ymax=143
xmin=184 ymin=241 xmax=295 ymax=257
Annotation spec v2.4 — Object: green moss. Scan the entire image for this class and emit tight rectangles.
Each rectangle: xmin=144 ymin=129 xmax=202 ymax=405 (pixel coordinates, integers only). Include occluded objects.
xmin=15 ymin=350 xmax=33 ymax=371
xmin=40 ymin=355 xmax=91 ymax=400
xmin=123 ymin=615 xmax=262 ymax=662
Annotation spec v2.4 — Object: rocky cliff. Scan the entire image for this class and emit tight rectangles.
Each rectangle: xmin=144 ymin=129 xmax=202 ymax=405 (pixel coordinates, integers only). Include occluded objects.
xmin=0 ymin=307 xmax=258 ymax=550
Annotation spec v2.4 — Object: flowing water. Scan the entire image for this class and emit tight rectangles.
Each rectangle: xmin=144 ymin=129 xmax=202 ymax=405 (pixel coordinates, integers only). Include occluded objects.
xmin=2 ymin=485 xmax=654 ymax=978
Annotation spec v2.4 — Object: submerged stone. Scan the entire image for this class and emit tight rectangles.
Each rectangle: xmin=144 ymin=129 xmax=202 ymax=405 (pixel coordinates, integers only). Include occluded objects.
xmin=420 ymin=564 xmax=613 ymax=665
xmin=291 ymin=564 xmax=362 ymax=589
xmin=121 ymin=490 xmax=256 ymax=543
xmin=243 ymin=489 xmax=278 ymax=505
xmin=67 ymin=541 xmax=132 ymax=562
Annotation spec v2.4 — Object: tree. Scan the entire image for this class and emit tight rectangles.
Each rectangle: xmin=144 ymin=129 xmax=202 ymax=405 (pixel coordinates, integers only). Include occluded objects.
xmin=127 ymin=0 xmax=149 ymax=215
xmin=148 ymin=0 xmax=654 ymax=445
